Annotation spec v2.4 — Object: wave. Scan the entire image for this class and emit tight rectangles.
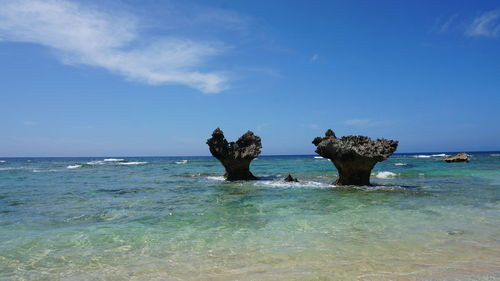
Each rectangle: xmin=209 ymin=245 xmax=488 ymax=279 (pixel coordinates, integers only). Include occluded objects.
xmin=256 ymin=180 xmax=331 ymax=189
xmin=394 ymin=163 xmax=408 ymax=166
xmin=103 ymin=158 xmax=124 ymax=162
xmin=374 ymin=171 xmax=397 ymax=179
xmin=33 ymin=169 xmax=59 ymax=173
xmin=207 ymin=176 xmax=225 ymax=181
xmin=413 ymin=155 xmax=431 ymax=158
xmin=175 ymin=160 xmax=188 ymax=164
xmin=67 ymin=165 xmax=82 ymax=169
xmin=118 ymin=161 xmax=147 ymax=165
xmin=491 ymin=154 xmax=500 ymax=157
xmin=0 ymin=160 xmax=6 ymax=163
xmin=431 ymin=153 xmax=448 ymax=157
xmin=86 ymin=160 xmax=105 ymax=165
xmin=314 ymin=156 xmax=324 ymax=159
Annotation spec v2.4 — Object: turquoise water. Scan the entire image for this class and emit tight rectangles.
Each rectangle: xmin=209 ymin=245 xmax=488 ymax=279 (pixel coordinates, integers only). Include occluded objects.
xmin=1 ymin=153 xmax=499 ymax=280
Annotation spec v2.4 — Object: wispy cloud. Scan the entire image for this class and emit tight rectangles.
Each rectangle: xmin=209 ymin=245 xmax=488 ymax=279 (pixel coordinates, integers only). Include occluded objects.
xmin=343 ymin=118 xmax=374 ymax=128
xmin=0 ymin=0 xmax=229 ymax=93
xmin=310 ymin=54 xmax=319 ymax=62
xmin=255 ymin=122 xmax=271 ymax=131
xmin=433 ymin=14 xmax=460 ymax=33
xmin=465 ymin=10 xmax=500 ymax=38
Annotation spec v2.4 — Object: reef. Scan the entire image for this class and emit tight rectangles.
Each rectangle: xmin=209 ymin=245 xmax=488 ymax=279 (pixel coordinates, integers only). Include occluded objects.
xmin=207 ymin=128 xmax=262 ymax=181
xmin=312 ymin=129 xmax=398 ymax=186
xmin=445 ymin=153 xmax=469 ymax=163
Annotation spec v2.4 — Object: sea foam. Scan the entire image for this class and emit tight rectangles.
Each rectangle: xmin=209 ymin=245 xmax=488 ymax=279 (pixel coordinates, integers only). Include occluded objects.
xmin=0 ymin=160 xmax=6 ymax=163
xmin=175 ymin=160 xmax=188 ymax=164
xmin=394 ymin=163 xmax=408 ymax=166
xmin=375 ymin=171 xmax=397 ymax=179
xmin=413 ymin=155 xmax=431 ymax=158
xmin=103 ymin=158 xmax=125 ymax=162
xmin=207 ymin=176 xmax=225 ymax=181
xmin=118 ymin=162 xmax=147 ymax=165
xmin=431 ymin=153 xmax=448 ymax=157
xmin=86 ymin=160 xmax=105 ymax=165
xmin=67 ymin=165 xmax=82 ymax=169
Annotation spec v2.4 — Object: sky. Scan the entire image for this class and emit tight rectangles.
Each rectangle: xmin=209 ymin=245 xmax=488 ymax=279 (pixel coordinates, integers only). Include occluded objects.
xmin=1 ymin=0 xmax=499 ymax=157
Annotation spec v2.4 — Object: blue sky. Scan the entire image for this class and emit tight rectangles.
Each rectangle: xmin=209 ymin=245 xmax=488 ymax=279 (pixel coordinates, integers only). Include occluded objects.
xmin=1 ymin=0 xmax=499 ymax=157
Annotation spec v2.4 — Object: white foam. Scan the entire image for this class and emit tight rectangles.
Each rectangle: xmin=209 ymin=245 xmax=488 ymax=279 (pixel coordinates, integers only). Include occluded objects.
xmin=491 ymin=154 xmax=500 ymax=157
xmin=175 ymin=160 xmax=188 ymax=164
xmin=103 ymin=158 xmax=124 ymax=162
xmin=118 ymin=161 xmax=147 ymax=165
xmin=86 ymin=160 xmax=105 ymax=165
xmin=394 ymin=163 xmax=408 ymax=166
xmin=375 ymin=171 xmax=397 ymax=179
xmin=257 ymin=180 xmax=331 ymax=189
xmin=207 ymin=176 xmax=225 ymax=181
xmin=431 ymin=153 xmax=448 ymax=157
xmin=314 ymin=156 xmax=324 ymax=159
xmin=67 ymin=165 xmax=82 ymax=169
xmin=413 ymin=155 xmax=431 ymax=158
xmin=0 ymin=160 xmax=6 ymax=163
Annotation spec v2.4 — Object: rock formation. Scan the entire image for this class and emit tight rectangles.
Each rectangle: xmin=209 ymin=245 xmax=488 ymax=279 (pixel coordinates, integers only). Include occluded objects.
xmin=284 ymin=174 xmax=299 ymax=182
xmin=207 ymin=128 xmax=262 ymax=181
xmin=312 ymin=129 xmax=398 ymax=186
xmin=445 ymin=153 xmax=469 ymax=163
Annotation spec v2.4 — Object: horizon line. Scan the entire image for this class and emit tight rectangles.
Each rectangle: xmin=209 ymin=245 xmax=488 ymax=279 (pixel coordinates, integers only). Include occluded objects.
xmin=1 ymin=150 xmax=499 ymax=159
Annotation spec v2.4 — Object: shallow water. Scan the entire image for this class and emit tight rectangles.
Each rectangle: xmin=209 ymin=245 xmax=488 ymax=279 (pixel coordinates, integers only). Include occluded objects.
xmin=1 ymin=153 xmax=499 ymax=280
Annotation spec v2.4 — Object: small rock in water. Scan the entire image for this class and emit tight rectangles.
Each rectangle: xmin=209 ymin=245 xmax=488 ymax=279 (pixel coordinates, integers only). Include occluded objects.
xmin=444 ymin=153 xmax=469 ymax=163
xmin=447 ymin=230 xmax=464 ymax=235
xmin=284 ymin=174 xmax=299 ymax=182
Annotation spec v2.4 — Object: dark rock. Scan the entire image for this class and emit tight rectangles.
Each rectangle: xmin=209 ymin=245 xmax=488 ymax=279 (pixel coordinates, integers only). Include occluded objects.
xmin=445 ymin=153 xmax=469 ymax=163
xmin=284 ymin=174 xmax=299 ymax=182
xmin=207 ymin=128 xmax=261 ymax=181
xmin=312 ymin=129 xmax=398 ymax=186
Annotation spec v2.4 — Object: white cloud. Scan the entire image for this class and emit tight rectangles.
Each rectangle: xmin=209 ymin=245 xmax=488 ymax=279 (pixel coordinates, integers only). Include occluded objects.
xmin=0 ymin=0 xmax=228 ymax=93
xmin=465 ymin=10 xmax=500 ymax=38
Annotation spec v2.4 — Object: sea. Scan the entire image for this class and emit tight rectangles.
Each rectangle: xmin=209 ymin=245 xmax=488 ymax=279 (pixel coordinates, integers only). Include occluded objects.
xmin=1 ymin=152 xmax=499 ymax=280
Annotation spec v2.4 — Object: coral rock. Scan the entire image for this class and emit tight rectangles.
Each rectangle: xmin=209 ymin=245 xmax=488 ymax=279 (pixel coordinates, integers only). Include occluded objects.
xmin=445 ymin=153 xmax=469 ymax=163
xmin=207 ymin=128 xmax=261 ymax=181
xmin=312 ymin=129 xmax=398 ymax=186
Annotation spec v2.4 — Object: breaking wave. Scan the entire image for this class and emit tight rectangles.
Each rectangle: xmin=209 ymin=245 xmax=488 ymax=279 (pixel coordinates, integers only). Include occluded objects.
xmin=103 ymin=158 xmax=125 ymax=162
xmin=394 ymin=163 xmax=408 ymax=166
xmin=207 ymin=176 xmax=225 ymax=181
xmin=375 ymin=171 xmax=397 ymax=179
xmin=413 ymin=155 xmax=431 ymax=158
xmin=118 ymin=162 xmax=147 ymax=165
xmin=67 ymin=165 xmax=82 ymax=169
xmin=86 ymin=160 xmax=105 ymax=165
xmin=257 ymin=180 xmax=331 ymax=189
xmin=175 ymin=160 xmax=188 ymax=164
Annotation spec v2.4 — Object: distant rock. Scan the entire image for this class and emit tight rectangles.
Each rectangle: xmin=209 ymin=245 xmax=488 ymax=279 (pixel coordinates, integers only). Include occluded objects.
xmin=445 ymin=153 xmax=469 ymax=163
xmin=206 ymin=128 xmax=261 ymax=181
xmin=312 ymin=129 xmax=398 ymax=186
xmin=284 ymin=174 xmax=299 ymax=182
